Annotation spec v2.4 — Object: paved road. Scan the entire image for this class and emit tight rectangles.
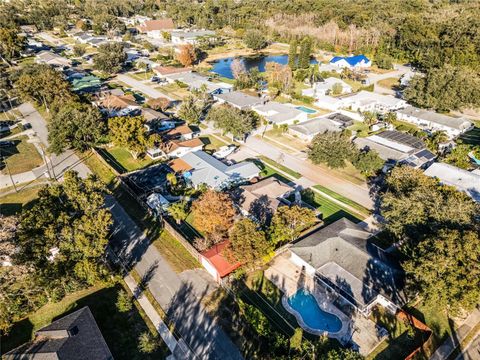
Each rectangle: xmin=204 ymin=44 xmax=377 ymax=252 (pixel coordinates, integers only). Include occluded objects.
xmin=1 ymin=104 xmax=90 ymax=189
xmin=106 ymin=196 xmax=243 ymax=360
xmin=116 ymin=74 xmax=174 ymax=100
xmin=241 ymin=135 xmax=374 ymax=209
xmin=457 ymin=333 xmax=480 ymax=360
xmin=431 ymin=308 xmax=480 ymax=360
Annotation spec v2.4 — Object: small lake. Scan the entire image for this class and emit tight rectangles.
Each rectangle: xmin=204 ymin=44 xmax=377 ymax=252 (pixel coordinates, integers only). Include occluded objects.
xmin=210 ymin=54 xmax=318 ymax=79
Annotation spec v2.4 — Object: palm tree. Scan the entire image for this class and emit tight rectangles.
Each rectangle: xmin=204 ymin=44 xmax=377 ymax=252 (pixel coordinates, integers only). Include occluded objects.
xmin=426 ymin=131 xmax=448 ymax=152
xmin=306 ymin=64 xmax=322 ymax=85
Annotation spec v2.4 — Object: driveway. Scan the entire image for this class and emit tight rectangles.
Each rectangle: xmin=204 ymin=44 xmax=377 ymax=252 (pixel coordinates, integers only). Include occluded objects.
xmin=106 ymin=196 xmax=243 ymax=360
xmin=116 ymin=74 xmax=174 ymax=100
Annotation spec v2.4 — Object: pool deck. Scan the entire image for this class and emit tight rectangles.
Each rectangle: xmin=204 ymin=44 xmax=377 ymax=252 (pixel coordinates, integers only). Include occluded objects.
xmin=265 ymin=252 xmax=386 ymax=356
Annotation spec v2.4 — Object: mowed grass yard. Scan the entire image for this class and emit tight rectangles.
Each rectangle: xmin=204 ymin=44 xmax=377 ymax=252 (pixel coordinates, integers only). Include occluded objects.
xmin=0 ymin=183 xmax=46 ymax=216
xmin=1 ymin=283 xmax=170 ymax=360
xmin=377 ymin=77 xmax=400 ymax=90
xmin=2 ymin=136 xmax=43 ymax=174
xmin=101 ymin=146 xmax=155 ymax=173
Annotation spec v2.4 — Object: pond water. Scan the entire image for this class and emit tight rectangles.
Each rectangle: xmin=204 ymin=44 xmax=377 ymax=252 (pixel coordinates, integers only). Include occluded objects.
xmin=210 ymin=54 xmax=318 ymax=79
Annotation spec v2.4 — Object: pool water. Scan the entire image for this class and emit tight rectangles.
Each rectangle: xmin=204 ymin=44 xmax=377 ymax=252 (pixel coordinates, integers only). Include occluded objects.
xmin=295 ymin=106 xmax=317 ymax=114
xmin=287 ymin=289 xmax=342 ymax=333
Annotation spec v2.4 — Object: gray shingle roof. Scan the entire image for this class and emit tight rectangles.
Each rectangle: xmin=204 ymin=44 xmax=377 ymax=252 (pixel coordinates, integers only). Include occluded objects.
xmin=214 ymin=91 xmax=263 ymax=109
xmin=5 ymin=307 xmax=113 ymax=360
xmin=397 ymin=106 xmax=472 ymax=131
xmin=290 ymin=218 xmax=405 ymax=308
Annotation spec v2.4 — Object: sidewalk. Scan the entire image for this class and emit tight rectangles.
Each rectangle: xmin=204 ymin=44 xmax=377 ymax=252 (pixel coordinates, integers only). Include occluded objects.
xmin=431 ymin=308 xmax=480 ymax=360
xmin=123 ymin=274 xmax=192 ymax=359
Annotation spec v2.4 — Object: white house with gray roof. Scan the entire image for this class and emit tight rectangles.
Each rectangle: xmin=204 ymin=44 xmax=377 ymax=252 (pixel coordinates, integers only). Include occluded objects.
xmin=213 ymin=91 xmax=264 ymax=110
xmin=424 ymin=162 xmax=480 ymax=202
xmin=396 ymin=106 xmax=473 ymax=139
xmin=252 ymin=102 xmax=308 ymax=125
xmin=171 ymin=30 xmax=216 ymax=45
xmin=302 ymin=77 xmax=352 ymax=98
xmin=178 ymin=150 xmax=259 ymax=189
xmin=289 ymin=218 xmax=406 ymax=316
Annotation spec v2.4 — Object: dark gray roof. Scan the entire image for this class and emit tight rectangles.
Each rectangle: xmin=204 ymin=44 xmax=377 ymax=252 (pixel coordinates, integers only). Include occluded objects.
xmin=376 ymin=130 xmax=425 ymax=149
xmin=325 ymin=112 xmax=355 ymax=127
xmin=123 ymin=163 xmax=173 ymax=195
xmin=291 ymin=218 xmax=405 ymax=308
xmin=5 ymin=307 xmax=113 ymax=360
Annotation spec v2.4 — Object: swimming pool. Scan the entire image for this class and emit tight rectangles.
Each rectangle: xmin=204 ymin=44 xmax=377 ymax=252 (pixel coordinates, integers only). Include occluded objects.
xmin=286 ymin=289 xmax=342 ymax=333
xmin=295 ymin=106 xmax=317 ymax=114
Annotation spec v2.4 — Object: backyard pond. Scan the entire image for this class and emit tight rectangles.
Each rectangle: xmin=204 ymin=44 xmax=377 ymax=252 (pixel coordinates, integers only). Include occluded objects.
xmin=210 ymin=54 xmax=318 ymax=79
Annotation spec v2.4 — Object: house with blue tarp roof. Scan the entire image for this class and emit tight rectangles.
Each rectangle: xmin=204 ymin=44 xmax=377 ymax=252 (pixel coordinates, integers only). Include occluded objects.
xmin=330 ymin=54 xmax=371 ymax=69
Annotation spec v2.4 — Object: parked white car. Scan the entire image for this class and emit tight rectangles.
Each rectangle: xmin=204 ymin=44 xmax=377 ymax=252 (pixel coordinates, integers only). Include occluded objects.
xmin=213 ymin=145 xmax=237 ymax=159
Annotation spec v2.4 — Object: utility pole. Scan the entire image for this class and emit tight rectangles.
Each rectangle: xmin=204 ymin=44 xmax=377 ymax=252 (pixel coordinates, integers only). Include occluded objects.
xmin=0 ymin=149 xmax=17 ymax=193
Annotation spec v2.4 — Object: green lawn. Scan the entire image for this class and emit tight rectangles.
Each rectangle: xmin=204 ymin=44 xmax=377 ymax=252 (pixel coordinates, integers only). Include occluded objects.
xmin=104 ymin=147 xmax=155 ymax=173
xmin=79 ymin=150 xmax=116 ymax=185
xmin=259 ymin=156 xmax=302 ymax=179
xmin=2 ymin=136 xmax=44 ymax=174
xmin=313 ymin=185 xmax=371 ymax=217
xmin=152 ymin=229 xmax=200 ymax=273
xmin=129 ymin=70 xmax=155 ymax=81
xmin=299 ymin=189 xmax=363 ymax=225
xmin=1 ymin=283 xmax=169 ymax=359
xmin=377 ymin=77 xmax=400 ymax=90
xmin=199 ymin=135 xmax=229 ymax=153
xmin=367 ymin=307 xmax=426 ymax=360
xmin=0 ymin=184 xmax=45 ymax=216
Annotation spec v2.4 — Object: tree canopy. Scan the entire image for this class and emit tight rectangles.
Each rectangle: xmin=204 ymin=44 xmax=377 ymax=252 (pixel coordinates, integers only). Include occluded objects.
xmin=381 ymin=166 xmax=480 ymax=313
xmin=48 ymin=101 xmax=105 ymax=154
xmin=228 ymin=219 xmax=271 ymax=264
xmin=191 ymin=190 xmax=236 ymax=244
xmin=243 ymin=29 xmax=267 ymax=51
xmin=177 ymin=95 xmax=203 ymax=124
xmin=269 ymin=205 xmax=318 ymax=245
xmin=308 ymin=132 xmax=355 ymax=169
xmin=176 ymin=44 xmax=197 ymax=67
xmin=94 ymin=42 xmax=127 ymax=73
xmin=206 ymin=104 xmax=258 ymax=140
xmin=108 ymin=115 xmax=155 ymax=158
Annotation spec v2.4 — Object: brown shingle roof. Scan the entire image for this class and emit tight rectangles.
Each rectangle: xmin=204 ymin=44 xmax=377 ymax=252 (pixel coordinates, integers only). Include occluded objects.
xmin=138 ymin=18 xmax=175 ymax=32
xmin=169 ymin=158 xmax=193 ymax=172
xmin=101 ymin=94 xmax=139 ymax=109
xmin=153 ymin=66 xmax=191 ymax=76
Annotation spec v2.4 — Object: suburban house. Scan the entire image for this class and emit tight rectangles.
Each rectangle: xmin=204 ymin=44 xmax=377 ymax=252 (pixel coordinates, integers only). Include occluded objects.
xmin=424 ymin=162 xmax=480 ymax=202
xmin=35 ymin=50 xmax=71 ymax=68
xmin=171 ymin=30 xmax=216 ymax=45
xmin=289 ymin=218 xmax=406 ymax=317
xmin=137 ymin=18 xmax=175 ymax=38
xmin=147 ymin=137 xmax=204 ymax=160
xmin=289 ymin=117 xmax=341 ymax=142
xmin=213 ymin=91 xmax=264 ymax=110
xmin=329 ymin=55 xmax=372 ymax=69
xmin=232 ymin=177 xmax=295 ymax=223
xmin=171 ymin=150 xmax=260 ymax=189
xmin=318 ymin=63 xmax=344 ymax=74
xmin=252 ymin=102 xmax=308 ymax=125
xmin=72 ymin=32 xmax=95 ymax=43
xmin=354 ymin=130 xmax=436 ymax=170
xmin=123 ymin=163 xmax=173 ymax=196
xmin=4 ymin=307 xmax=113 ymax=360
xmin=98 ymin=94 xmax=141 ymax=117
xmin=119 ymin=15 xmax=152 ymax=26
xmin=396 ymin=106 xmax=473 ymax=139
xmin=164 ymin=124 xmax=199 ymax=141
xmin=70 ymin=75 xmax=102 ymax=93
xmin=314 ymin=95 xmax=344 ymax=111
xmin=153 ymin=65 xmax=192 ymax=81
xmin=200 ymin=241 xmax=242 ymax=282
xmin=164 ymin=72 xmax=233 ymax=94
xmin=303 ymin=77 xmax=353 ymax=98
xmin=141 ymin=108 xmax=170 ymax=123
xmin=340 ymin=91 xmax=407 ymax=113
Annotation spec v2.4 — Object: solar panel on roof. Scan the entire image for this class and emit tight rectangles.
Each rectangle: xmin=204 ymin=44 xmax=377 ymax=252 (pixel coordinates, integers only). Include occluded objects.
xmin=377 ymin=130 xmax=425 ymax=149
xmin=416 ymin=149 xmax=435 ymax=160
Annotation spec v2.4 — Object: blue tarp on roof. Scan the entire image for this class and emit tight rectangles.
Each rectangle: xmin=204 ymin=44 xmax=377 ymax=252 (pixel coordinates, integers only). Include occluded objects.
xmin=330 ymin=55 xmax=370 ymax=66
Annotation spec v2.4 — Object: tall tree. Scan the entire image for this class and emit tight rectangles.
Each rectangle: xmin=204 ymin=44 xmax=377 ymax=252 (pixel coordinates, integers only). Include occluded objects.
xmin=108 ymin=116 xmax=155 ymax=158
xmin=308 ymin=131 xmax=355 ymax=169
xmin=48 ymin=101 xmax=105 ymax=154
xmin=298 ymin=37 xmax=312 ymax=69
xmin=288 ymin=39 xmax=298 ymax=70
xmin=176 ymin=44 xmax=197 ymax=67
xmin=14 ymin=64 xmax=74 ymax=111
xmin=265 ymin=62 xmax=293 ymax=93
xmin=206 ymin=104 xmax=258 ymax=140
xmin=191 ymin=190 xmax=236 ymax=243
xmin=94 ymin=42 xmax=127 ymax=73
xmin=381 ymin=167 xmax=480 ymax=314
xmin=269 ymin=205 xmax=317 ymax=245
xmin=177 ymin=95 xmax=203 ymax=124
xmin=351 ymin=150 xmax=384 ymax=176
xmin=244 ymin=29 xmax=267 ymax=51
xmin=228 ymin=219 xmax=271 ymax=264
xmin=167 ymin=201 xmax=189 ymax=224
xmin=0 ymin=27 xmax=25 ymax=63
xmin=444 ymin=144 xmax=473 ymax=170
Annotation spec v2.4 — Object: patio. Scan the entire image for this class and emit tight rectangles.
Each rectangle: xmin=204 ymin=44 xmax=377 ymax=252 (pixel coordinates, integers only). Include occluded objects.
xmin=265 ymin=253 xmax=387 ymax=356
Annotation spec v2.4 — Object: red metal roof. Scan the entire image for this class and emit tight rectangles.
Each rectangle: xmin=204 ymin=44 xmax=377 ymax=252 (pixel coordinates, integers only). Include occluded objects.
xmin=201 ymin=241 xmax=242 ymax=278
